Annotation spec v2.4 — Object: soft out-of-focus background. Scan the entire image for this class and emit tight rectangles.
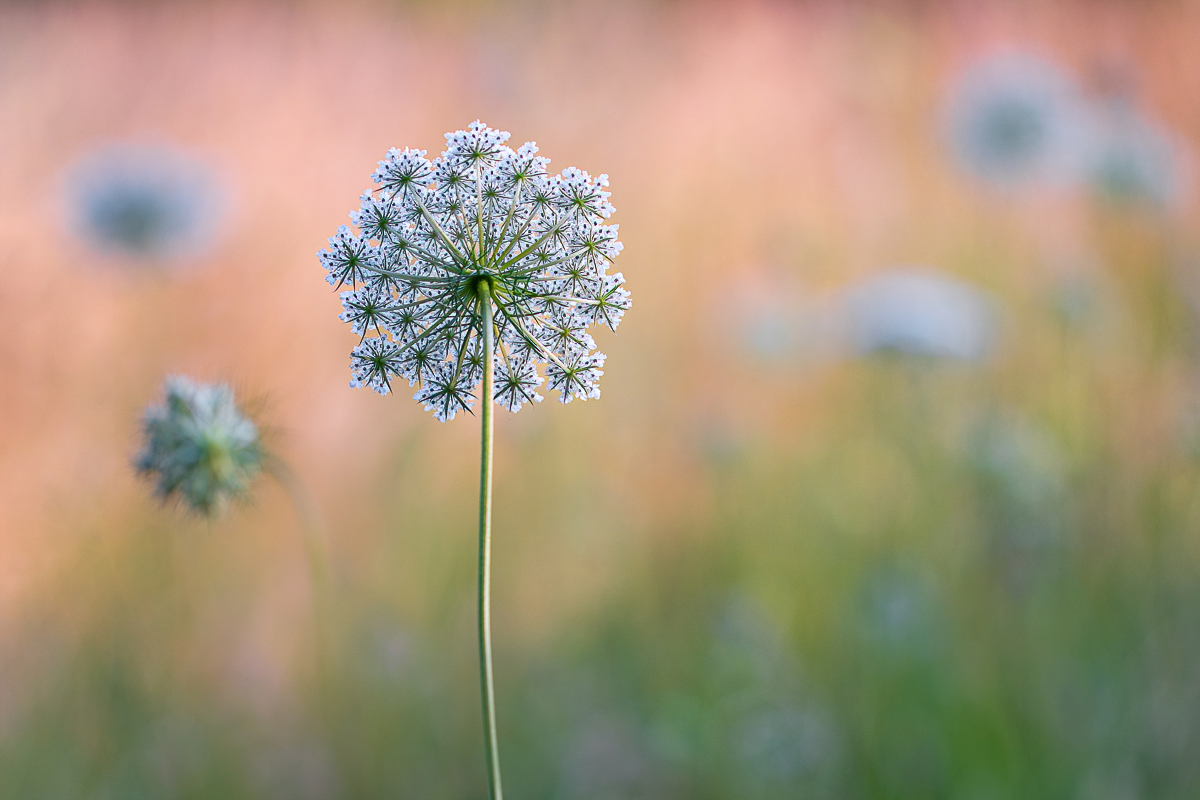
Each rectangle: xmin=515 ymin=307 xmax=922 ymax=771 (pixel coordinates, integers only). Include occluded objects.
xmin=3 ymin=0 xmax=1200 ymax=797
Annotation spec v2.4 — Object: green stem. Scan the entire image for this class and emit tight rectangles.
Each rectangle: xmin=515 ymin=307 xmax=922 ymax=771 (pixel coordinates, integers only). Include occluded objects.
xmin=266 ymin=458 xmax=336 ymax=685
xmin=477 ymin=282 xmax=504 ymax=800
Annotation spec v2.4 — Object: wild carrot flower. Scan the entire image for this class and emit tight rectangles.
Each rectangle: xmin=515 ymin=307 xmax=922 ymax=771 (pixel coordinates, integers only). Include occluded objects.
xmin=843 ymin=268 xmax=995 ymax=361
xmin=135 ymin=376 xmax=334 ymax=679
xmin=67 ymin=143 xmax=225 ymax=262
xmin=944 ymin=53 xmax=1092 ymax=189
xmin=319 ymin=120 xmax=630 ymax=421
xmin=1088 ymin=99 xmax=1185 ymax=209
xmin=319 ymin=122 xmax=630 ymax=800
xmin=136 ymin=376 xmax=262 ymax=516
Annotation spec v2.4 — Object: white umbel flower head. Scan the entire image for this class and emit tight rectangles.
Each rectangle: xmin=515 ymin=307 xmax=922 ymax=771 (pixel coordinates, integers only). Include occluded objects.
xmin=136 ymin=376 xmax=262 ymax=516
xmin=66 ymin=143 xmax=225 ymax=262
xmin=319 ymin=121 xmax=630 ymax=421
xmin=843 ymin=267 xmax=996 ymax=361
xmin=1088 ymin=100 xmax=1187 ymax=209
xmin=944 ymin=52 xmax=1093 ymax=189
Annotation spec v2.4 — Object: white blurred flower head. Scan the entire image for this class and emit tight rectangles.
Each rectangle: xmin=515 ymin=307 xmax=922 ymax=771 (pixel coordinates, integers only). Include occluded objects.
xmin=945 ymin=52 xmax=1093 ymax=189
xmin=733 ymin=706 xmax=840 ymax=784
xmin=970 ymin=414 xmax=1064 ymax=511
xmin=968 ymin=412 xmax=1068 ymax=561
xmin=319 ymin=121 xmax=630 ymax=421
xmin=1088 ymin=100 xmax=1188 ymax=209
xmin=66 ymin=143 xmax=225 ymax=262
xmin=136 ymin=376 xmax=262 ymax=517
xmin=857 ymin=567 xmax=943 ymax=660
xmin=843 ymin=267 xmax=996 ymax=361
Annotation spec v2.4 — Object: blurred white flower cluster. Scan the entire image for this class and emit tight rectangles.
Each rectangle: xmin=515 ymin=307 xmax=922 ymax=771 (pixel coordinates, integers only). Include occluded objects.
xmin=66 ymin=143 xmax=225 ymax=262
xmin=945 ymin=52 xmax=1189 ymax=207
xmin=843 ymin=268 xmax=996 ymax=361
xmin=946 ymin=52 xmax=1093 ymax=189
xmin=737 ymin=267 xmax=996 ymax=364
xmin=319 ymin=121 xmax=630 ymax=421
xmin=1089 ymin=97 xmax=1184 ymax=208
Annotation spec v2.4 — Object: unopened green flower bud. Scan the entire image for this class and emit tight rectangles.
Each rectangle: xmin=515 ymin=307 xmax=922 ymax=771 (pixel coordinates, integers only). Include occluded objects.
xmin=136 ymin=376 xmax=261 ymax=516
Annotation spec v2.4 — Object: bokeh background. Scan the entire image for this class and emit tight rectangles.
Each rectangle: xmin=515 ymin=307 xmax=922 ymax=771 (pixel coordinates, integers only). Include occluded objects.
xmin=3 ymin=1 xmax=1200 ymax=798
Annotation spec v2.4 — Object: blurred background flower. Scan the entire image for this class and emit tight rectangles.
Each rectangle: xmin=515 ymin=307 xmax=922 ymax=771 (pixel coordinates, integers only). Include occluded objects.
xmin=1087 ymin=98 xmax=1188 ymax=210
xmin=65 ymin=142 xmax=226 ymax=263
xmin=841 ymin=267 xmax=997 ymax=361
xmin=136 ymin=376 xmax=261 ymax=516
xmin=944 ymin=51 xmax=1095 ymax=190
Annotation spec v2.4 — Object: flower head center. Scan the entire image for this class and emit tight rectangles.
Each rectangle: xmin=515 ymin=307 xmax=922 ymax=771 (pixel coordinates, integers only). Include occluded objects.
xmin=467 ymin=273 xmax=496 ymax=300
xmin=200 ymin=436 xmax=237 ymax=482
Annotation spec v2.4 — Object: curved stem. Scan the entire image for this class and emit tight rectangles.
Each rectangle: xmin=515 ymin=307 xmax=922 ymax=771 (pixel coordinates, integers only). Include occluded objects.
xmin=477 ymin=283 xmax=504 ymax=800
xmin=265 ymin=458 xmax=336 ymax=680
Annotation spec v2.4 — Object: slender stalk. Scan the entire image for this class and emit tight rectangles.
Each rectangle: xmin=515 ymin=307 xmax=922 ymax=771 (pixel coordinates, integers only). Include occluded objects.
xmin=265 ymin=458 xmax=336 ymax=680
xmin=265 ymin=459 xmax=351 ymax=785
xmin=477 ymin=281 xmax=504 ymax=800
